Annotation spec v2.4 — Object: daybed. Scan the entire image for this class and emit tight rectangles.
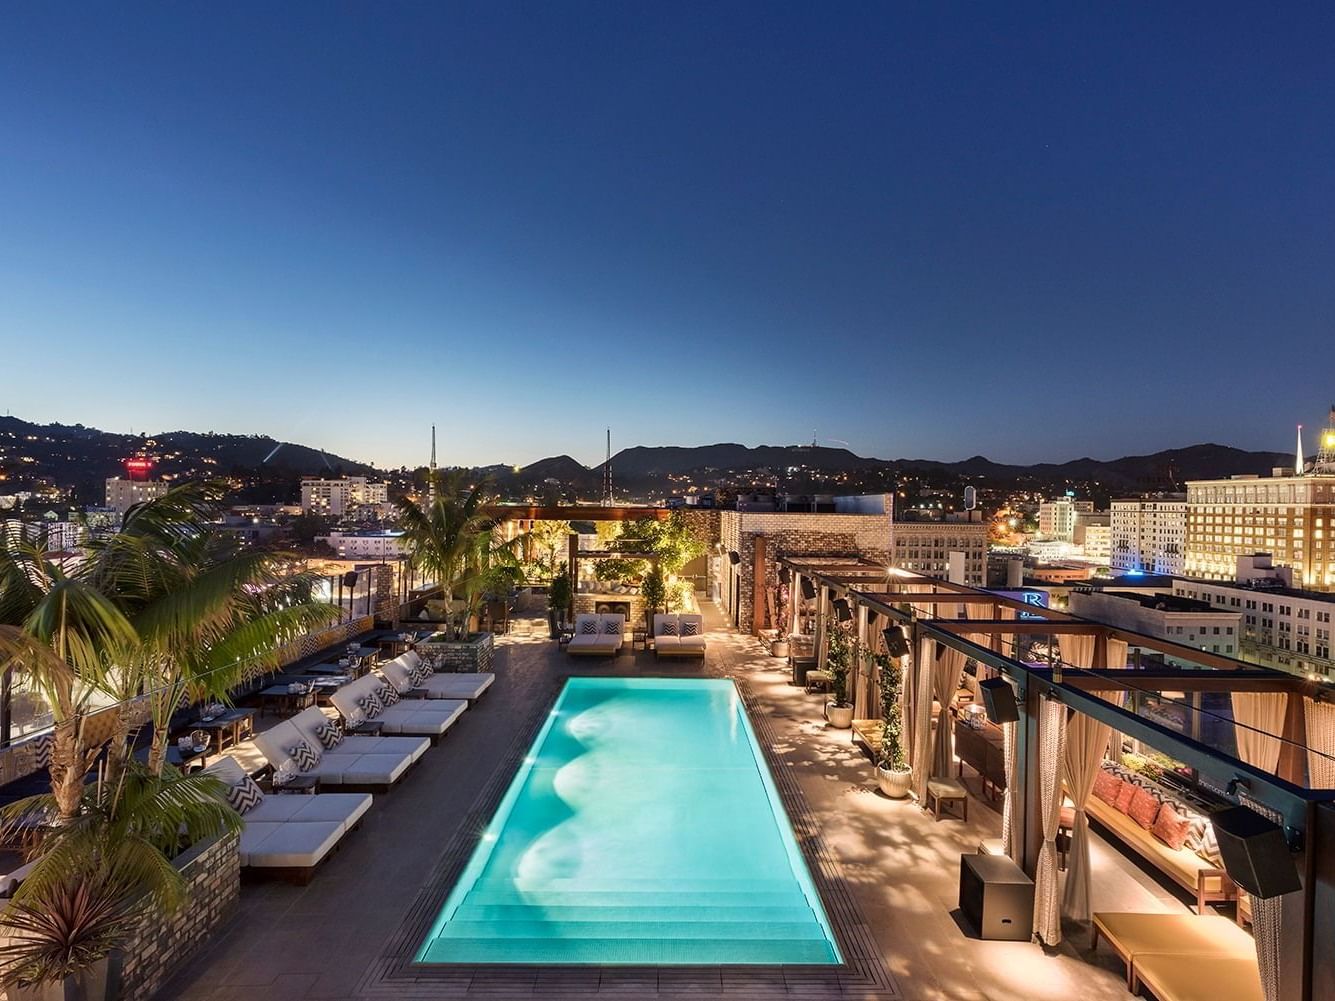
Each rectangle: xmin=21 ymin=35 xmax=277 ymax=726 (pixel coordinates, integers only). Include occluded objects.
xmin=204 ymin=756 xmax=372 ymax=883
xmin=652 ymin=613 xmax=706 ymax=658
xmin=1091 ymin=911 xmax=1257 ymax=992
xmin=1082 ymin=763 xmax=1231 ymax=912
xmin=386 ymin=651 xmax=494 ymax=702
xmin=329 ymin=673 xmax=466 ymax=743
xmin=252 ymin=716 xmax=418 ymax=792
xmin=567 ymin=613 xmax=625 ymax=657
xmin=1132 ymin=952 xmax=1263 ymax=1001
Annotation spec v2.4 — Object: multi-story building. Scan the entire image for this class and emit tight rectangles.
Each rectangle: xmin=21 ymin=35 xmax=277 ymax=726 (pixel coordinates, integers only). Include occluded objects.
xmin=891 ymin=512 xmax=988 ymax=587
xmin=1172 ymin=555 xmax=1335 ymax=679
xmin=1110 ymin=494 xmax=1188 ymax=576
xmin=1184 ymin=472 xmax=1335 ymax=590
xmin=1073 ymin=511 xmax=1111 ymax=562
xmin=105 ymin=477 xmax=169 ymax=514
xmin=315 ymin=529 xmax=407 ymax=559
xmin=1038 ymin=497 xmax=1093 ymax=541
xmin=1068 ymin=589 xmax=1241 ymax=662
xmin=300 ymin=477 xmax=389 ymax=517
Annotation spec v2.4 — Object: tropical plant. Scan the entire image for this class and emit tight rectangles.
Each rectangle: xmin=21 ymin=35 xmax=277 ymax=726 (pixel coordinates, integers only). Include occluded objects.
xmin=525 ymin=520 xmax=571 ymax=579
xmin=825 ymin=624 xmax=853 ymax=708
xmin=394 ymin=471 xmax=521 ymax=639
xmin=872 ymin=648 xmax=908 ymax=771
xmin=640 ymin=563 xmax=667 ymax=617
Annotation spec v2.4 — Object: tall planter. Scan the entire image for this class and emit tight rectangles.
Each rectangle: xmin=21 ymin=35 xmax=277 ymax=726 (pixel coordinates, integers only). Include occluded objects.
xmin=8 ymin=954 xmax=122 ymax=1001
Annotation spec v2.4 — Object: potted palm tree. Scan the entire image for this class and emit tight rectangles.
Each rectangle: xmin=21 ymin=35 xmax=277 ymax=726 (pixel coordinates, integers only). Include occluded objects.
xmin=871 ymin=649 xmax=911 ymax=797
xmin=824 ymin=625 xmax=855 ymax=728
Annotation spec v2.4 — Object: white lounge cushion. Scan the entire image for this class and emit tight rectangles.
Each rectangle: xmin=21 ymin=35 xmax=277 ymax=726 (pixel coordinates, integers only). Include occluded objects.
xmin=677 ymin=635 xmax=707 ymax=650
xmin=653 ymin=614 xmax=679 ymax=637
xmin=241 ymin=820 xmax=344 ymax=869
xmin=375 ymin=702 xmax=466 ymax=736
xmin=417 ymin=673 xmax=493 ymax=701
xmin=379 ymin=658 xmax=416 ymax=694
xmin=327 ymin=735 xmax=430 ymax=761
xmin=655 ymin=635 xmax=681 ymax=650
xmin=203 ymin=756 xmax=250 ymax=787
xmin=241 ymin=792 xmax=371 ymax=831
xmin=252 ymin=720 xmax=309 ymax=771
xmin=400 ymin=649 xmax=423 ymax=672
xmin=307 ymin=752 xmax=410 ymax=786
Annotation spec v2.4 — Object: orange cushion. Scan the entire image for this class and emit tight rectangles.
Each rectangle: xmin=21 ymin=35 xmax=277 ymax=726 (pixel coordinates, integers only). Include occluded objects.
xmin=1092 ymin=770 xmax=1123 ymax=806
xmin=1152 ymin=800 xmax=1191 ymax=851
xmin=1128 ymin=787 xmax=1162 ymax=830
xmin=1114 ymin=781 xmax=1137 ymax=813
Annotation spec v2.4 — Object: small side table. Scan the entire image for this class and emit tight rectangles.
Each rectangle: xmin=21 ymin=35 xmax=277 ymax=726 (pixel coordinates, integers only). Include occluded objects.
xmin=632 ymin=629 xmax=647 ymax=652
xmin=271 ymin=774 xmax=319 ymax=795
xmin=345 ymin=721 xmax=384 ymax=737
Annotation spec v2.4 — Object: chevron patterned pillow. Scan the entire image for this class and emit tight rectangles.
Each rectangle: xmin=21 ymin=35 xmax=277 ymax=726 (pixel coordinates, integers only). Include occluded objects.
xmin=225 ymin=775 xmax=263 ymax=814
xmin=286 ymin=740 xmax=320 ymax=772
xmin=314 ymin=720 xmax=342 ymax=750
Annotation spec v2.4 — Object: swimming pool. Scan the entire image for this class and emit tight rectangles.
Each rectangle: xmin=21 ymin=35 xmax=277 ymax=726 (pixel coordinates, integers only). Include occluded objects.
xmin=417 ymin=676 xmax=842 ymax=965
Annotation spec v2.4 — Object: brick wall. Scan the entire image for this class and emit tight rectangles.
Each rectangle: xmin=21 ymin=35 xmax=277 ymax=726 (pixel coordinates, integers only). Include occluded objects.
xmin=719 ymin=510 xmax=891 ymax=634
xmin=372 ymin=564 xmax=397 ymax=624
xmin=419 ymin=632 xmax=495 ymax=672
xmin=124 ymin=830 xmax=240 ymax=1000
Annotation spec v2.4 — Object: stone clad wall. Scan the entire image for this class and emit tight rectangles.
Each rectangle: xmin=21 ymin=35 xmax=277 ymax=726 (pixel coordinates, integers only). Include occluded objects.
xmin=121 ymin=830 xmax=241 ymax=1000
xmin=420 ymin=632 xmax=495 ymax=672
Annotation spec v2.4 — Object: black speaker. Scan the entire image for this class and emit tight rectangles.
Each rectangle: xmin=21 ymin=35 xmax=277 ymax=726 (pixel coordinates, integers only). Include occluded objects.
xmin=882 ymin=625 xmax=910 ymax=658
xmin=1210 ymin=806 xmax=1301 ymax=899
xmin=728 ymin=550 xmax=741 ymax=566
xmin=341 ymin=571 xmax=360 ymax=588
xmin=833 ymin=597 xmax=852 ymax=621
xmin=978 ymin=677 xmax=1020 ymax=724
xmin=800 ymin=578 xmax=817 ymax=601
xmin=778 ymin=567 xmax=791 ymax=585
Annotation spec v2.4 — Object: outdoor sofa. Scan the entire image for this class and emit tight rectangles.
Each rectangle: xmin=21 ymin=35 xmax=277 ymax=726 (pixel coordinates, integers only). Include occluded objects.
xmin=566 ymin=613 xmax=625 ymax=657
xmin=652 ymin=613 xmax=707 ymax=658
xmin=383 ymin=651 xmax=494 ymax=702
xmin=204 ymin=756 xmax=372 ymax=883
xmin=329 ymin=673 xmax=466 ymax=743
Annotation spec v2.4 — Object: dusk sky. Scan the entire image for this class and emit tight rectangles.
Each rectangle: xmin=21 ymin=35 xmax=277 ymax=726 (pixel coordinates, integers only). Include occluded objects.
xmin=2 ymin=4 xmax=1332 ymax=470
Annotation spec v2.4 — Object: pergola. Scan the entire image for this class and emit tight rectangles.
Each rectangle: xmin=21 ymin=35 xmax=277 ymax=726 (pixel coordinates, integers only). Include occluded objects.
xmin=778 ymin=555 xmax=1335 ymax=1001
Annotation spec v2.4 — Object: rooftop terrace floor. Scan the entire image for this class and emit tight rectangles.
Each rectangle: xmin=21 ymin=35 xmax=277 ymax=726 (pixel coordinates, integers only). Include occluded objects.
xmin=162 ymin=606 xmax=1194 ymax=1001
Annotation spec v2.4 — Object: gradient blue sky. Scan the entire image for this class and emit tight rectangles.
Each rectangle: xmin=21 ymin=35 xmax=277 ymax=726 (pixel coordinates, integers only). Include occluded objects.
xmin=2 ymin=4 xmax=1332 ymax=469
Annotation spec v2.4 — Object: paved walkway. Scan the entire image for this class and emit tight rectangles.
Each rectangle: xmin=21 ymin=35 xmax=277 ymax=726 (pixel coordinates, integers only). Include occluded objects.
xmin=162 ymin=608 xmax=1181 ymax=1001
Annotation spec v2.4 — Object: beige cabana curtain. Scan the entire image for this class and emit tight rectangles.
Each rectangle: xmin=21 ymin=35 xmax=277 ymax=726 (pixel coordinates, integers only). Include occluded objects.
xmin=1061 ymin=711 xmax=1113 ymax=923
xmin=931 ymin=642 xmax=968 ymax=779
xmin=1252 ymin=895 xmax=1283 ymax=1001
xmin=1231 ymin=692 xmax=1287 ymax=773
xmin=1000 ymin=718 xmax=1020 ymax=858
xmin=1032 ymin=697 xmax=1067 ymax=946
xmin=1304 ymin=696 xmax=1335 ymax=789
xmin=910 ymin=635 xmax=936 ymax=802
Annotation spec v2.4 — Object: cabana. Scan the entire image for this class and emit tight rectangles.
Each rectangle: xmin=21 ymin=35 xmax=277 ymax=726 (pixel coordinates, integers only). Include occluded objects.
xmin=778 ymin=556 xmax=1335 ymax=1001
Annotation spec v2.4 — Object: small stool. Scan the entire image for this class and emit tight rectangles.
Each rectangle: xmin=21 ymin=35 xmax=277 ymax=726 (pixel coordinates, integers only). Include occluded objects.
xmin=806 ymin=669 xmax=834 ymax=694
xmin=927 ymin=777 xmax=968 ymax=821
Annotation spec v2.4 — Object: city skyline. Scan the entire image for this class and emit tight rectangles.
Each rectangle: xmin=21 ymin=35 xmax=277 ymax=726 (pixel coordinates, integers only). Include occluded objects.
xmin=3 ymin=5 xmax=1333 ymax=468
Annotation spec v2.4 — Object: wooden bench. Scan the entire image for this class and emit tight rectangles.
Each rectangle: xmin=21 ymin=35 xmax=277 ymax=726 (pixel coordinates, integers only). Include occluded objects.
xmin=926 ymin=777 xmax=968 ymax=821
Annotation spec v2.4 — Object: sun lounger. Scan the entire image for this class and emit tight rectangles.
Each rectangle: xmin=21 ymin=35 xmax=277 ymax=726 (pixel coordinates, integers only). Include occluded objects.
xmin=204 ymin=757 xmax=372 ymax=883
xmin=329 ymin=674 xmax=466 ymax=743
xmin=653 ymin=614 xmax=707 ymax=658
xmin=286 ymin=706 xmax=429 ymax=764
xmin=1091 ymin=911 xmax=1256 ymax=989
xmin=567 ymin=613 xmax=625 ymax=656
xmin=252 ymin=717 xmax=417 ymax=792
xmin=382 ymin=653 xmax=494 ymax=703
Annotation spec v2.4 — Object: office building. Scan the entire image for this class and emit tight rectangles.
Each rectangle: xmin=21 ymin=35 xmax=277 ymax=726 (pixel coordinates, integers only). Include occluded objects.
xmin=105 ymin=477 xmax=169 ymax=514
xmin=1110 ymin=494 xmax=1188 ymax=576
xmin=300 ymin=477 xmax=389 ymax=517
xmin=1038 ymin=497 xmax=1093 ymax=541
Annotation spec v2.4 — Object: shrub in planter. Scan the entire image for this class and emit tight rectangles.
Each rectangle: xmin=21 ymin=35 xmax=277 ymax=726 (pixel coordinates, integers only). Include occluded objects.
xmin=872 ymin=649 xmax=911 ymax=798
xmin=824 ymin=624 xmax=854 ymax=728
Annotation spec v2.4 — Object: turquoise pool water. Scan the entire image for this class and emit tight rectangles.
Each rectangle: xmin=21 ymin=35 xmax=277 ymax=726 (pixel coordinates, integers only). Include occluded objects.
xmin=417 ymin=677 xmax=842 ymax=965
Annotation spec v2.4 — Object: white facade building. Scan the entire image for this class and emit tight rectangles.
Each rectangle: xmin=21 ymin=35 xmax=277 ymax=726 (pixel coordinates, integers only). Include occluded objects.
xmin=315 ymin=530 xmax=407 ymax=559
xmin=1038 ymin=498 xmax=1093 ymax=541
xmin=1172 ymin=555 xmax=1335 ymax=679
xmin=1068 ymin=590 xmax=1241 ymax=662
xmin=300 ymin=477 xmax=389 ymax=517
xmin=105 ymin=477 xmax=169 ymax=514
xmin=891 ymin=516 xmax=988 ymax=586
xmin=1110 ymin=494 xmax=1188 ymax=576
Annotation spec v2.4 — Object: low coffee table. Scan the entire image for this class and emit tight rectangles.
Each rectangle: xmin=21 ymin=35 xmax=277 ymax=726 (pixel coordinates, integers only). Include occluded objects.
xmin=258 ymin=685 xmax=316 ymax=717
xmin=271 ymin=774 xmax=319 ymax=795
xmin=345 ymin=720 xmax=384 ymax=737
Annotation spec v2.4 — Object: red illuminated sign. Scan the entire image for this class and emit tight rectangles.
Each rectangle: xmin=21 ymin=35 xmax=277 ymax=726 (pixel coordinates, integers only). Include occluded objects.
xmin=124 ymin=457 xmax=155 ymax=480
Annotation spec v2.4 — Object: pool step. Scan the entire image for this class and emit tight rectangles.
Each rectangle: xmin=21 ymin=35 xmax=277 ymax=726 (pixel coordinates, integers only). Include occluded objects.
xmin=419 ymin=936 xmax=840 ymax=966
xmin=470 ymin=876 xmax=800 ymax=894
xmin=462 ymin=888 xmax=808 ymax=908
xmin=453 ymin=902 xmax=819 ymax=924
xmin=439 ymin=919 xmax=828 ymax=941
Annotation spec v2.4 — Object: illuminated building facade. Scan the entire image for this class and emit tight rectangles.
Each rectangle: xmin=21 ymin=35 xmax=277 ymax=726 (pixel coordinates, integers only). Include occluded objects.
xmin=1110 ymin=494 xmax=1187 ymax=575
xmin=300 ymin=476 xmax=389 ymax=517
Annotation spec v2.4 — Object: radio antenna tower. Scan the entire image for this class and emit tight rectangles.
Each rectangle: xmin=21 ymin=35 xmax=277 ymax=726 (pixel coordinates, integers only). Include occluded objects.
xmin=428 ymin=424 xmax=437 ymax=505
xmin=602 ymin=428 xmax=613 ymax=506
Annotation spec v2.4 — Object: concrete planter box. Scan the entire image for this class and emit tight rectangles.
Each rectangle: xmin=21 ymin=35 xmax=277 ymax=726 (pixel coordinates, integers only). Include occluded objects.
xmin=419 ymin=631 xmax=495 ymax=673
